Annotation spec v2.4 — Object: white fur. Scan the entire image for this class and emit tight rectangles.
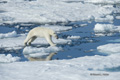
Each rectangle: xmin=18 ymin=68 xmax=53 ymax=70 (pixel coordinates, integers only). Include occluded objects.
xmin=24 ymin=27 xmax=58 ymax=46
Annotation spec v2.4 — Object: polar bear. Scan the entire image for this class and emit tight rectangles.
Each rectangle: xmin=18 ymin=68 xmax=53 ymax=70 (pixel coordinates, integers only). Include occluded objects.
xmin=24 ymin=27 xmax=58 ymax=46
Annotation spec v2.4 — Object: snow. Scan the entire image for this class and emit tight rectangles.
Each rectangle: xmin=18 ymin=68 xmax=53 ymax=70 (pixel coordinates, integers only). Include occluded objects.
xmin=80 ymin=24 xmax=88 ymax=27
xmin=116 ymin=16 xmax=120 ymax=19
xmin=0 ymin=31 xmax=17 ymax=39
xmin=0 ymin=53 xmax=120 ymax=80
xmin=95 ymin=15 xmax=114 ymax=22
xmin=94 ymin=24 xmax=115 ymax=32
xmin=23 ymin=46 xmax=62 ymax=55
xmin=67 ymin=36 xmax=80 ymax=39
xmin=42 ymin=25 xmax=72 ymax=33
xmin=23 ymin=46 xmax=63 ymax=59
xmin=97 ymin=43 xmax=120 ymax=54
xmin=94 ymin=23 xmax=120 ymax=36
xmin=0 ymin=0 xmax=116 ymax=24
xmin=0 ymin=54 xmax=20 ymax=63
xmin=0 ymin=0 xmax=120 ymax=80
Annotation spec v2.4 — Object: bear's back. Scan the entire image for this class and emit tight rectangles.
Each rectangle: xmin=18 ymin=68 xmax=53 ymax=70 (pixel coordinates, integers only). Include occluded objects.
xmin=30 ymin=27 xmax=54 ymax=37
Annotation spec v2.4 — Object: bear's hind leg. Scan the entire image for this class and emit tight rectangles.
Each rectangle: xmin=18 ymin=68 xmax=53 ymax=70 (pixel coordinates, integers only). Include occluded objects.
xmin=24 ymin=35 xmax=33 ymax=46
xmin=27 ymin=36 xmax=37 ymax=46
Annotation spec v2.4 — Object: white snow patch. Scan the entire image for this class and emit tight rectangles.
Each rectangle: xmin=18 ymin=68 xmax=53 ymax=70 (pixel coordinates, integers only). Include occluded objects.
xmin=0 ymin=0 xmax=115 ymax=23
xmin=67 ymin=36 xmax=80 ymax=39
xmin=23 ymin=46 xmax=62 ymax=55
xmin=0 ymin=54 xmax=20 ymax=63
xmin=97 ymin=43 xmax=120 ymax=54
xmin=0 ymin=31 xmax=17 ymax=39
xmin=95 ymin=15 xmax=114 ymax=23
xmin=80 ymin=24 xmax=87 ymax=27
xmin=23 ymin=46 xmax=63 ymax=60
xmin=0 ymin=53 xmax=120 ymax=80
xmin=94 ymin=23 xmax=120 ymax=36
xmin=42 ymin=25 xmax=72 ymax=33
xmin=94 ymin=23 xmax=115 ymax=32
xmin=116 ymin=16 xmax=120 ymax=19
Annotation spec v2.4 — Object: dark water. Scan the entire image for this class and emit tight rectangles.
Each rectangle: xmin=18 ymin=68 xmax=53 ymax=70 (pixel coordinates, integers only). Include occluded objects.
xmin=0 ymin=26 xmax=15 ymax=33
xmin=52 ymin=19 xmax=120 ymax=60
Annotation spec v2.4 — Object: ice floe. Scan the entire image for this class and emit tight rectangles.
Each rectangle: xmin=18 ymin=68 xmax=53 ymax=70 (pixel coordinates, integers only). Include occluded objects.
xmin=97 ymin=43 xmax=120 ymax=54
xmin=0 ymin=0 xmax=120 ymax=80
xmin=95 ymin=15 xmax=114 ymax=23
xmin=23 ymin=46 xmax=63 ymax=55
xmin=116 ymin=16 xmax=120 ymax=19
xmin=67 ymin=36 xmax=80 ymax=39
xmin=23 ymin=46 xmax=63 ymax=60
xmin=0 ymin=53 xmax=120 ymax=80
xmin=0 ymin=0 xmax=116 ymax=24
xmin=0 ymin=31 xmax=17 ymax=39
xmin=41 ymin=25 xmax=72 ymax=33
xmin=94 ymin=23 xmax=120 ymax=36
xmin=0 ymin=54 xmax=20 ymax=63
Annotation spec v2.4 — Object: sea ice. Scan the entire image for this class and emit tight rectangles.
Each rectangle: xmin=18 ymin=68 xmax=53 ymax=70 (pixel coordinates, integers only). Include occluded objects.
xmin=0 ymin=31 xmax=17 ymax=39
xmin=23 ymin=46 xmax=63 ymax=60
xmin=0 ymin=54 xmax=20 ymax=63
xmin=41 ymin=25 xmax=72 ymax=33
xmin=94 ymin=23 xmax=115 ymax=32
xmin=97 ymin=43 xmax=120 ymax=54
xmin=0 ymin=0 xmax=116 ymax=24
xmin=0 ymin=0 xmax=120 ymax=80
xmin=94 ymin=23 xmax=120 ymax=36
xmin=67 ymin=36 xmax=80 ymax=39
xmin=23 ymin=46 xmax=63 ymax=55
xmin=116 ymin=16 xmax=120 ymax=19
xmin=0 ymin=53 xmax=120 ymax=80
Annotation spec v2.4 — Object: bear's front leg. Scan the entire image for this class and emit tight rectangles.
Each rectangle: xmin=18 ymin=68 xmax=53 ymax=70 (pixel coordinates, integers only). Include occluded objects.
xmin=45 ymin=35 xmax=56 ymax=46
